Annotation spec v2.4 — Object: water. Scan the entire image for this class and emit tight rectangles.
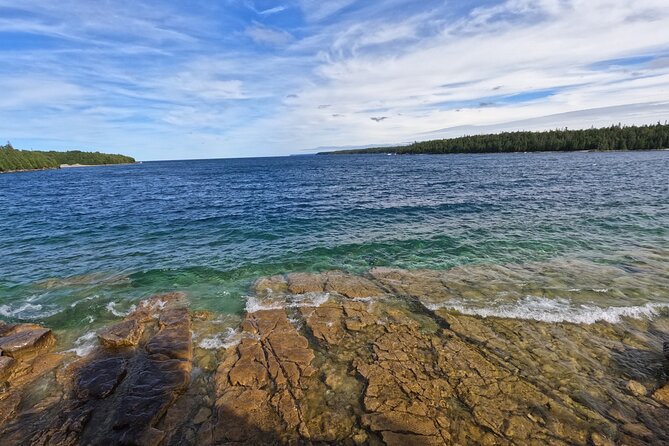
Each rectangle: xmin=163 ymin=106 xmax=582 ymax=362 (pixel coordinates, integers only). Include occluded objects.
xmin=1 ymin=151 xmax=668 ymax=333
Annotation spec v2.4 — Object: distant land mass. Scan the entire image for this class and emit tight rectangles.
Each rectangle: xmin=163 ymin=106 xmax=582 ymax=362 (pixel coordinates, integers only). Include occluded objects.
xmin=0 ymin=143 xmax=136 ymax=173
xmin=319 ymin=123 xmax=669 ymax=155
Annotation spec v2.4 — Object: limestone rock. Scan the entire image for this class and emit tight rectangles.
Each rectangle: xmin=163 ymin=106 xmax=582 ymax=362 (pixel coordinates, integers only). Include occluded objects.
xmin=626 ymin=380 xmax=647 ymax=397
xmin=0 ymin=355 xmax=16 ymax=382
xmin=0 ymin=326 xmax=55 ymax=360
xmin=204 ymin=308 xmax=321 ymax=445
xmin=98 ymin=318 xmax=144 ymax=348
xmin=653 ymin=383 xmax=669 ymax=406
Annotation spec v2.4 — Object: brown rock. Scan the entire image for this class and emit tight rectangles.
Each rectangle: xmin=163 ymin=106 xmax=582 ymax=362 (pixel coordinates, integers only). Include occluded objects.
xmin=591 ymin=432 xmax=616 ymax=446
xmin=0 ymin=326 xmax=55 ymax=360
xmin=324 ymin=271 xmax=384 ymax=298
xmin=98 ymin=319 xmax=144 ymax=348
xmin=254 ymin=275 xmax=288 ymax=296
xmin=287 ymin=272 xmax=326 ymax=294
xmin=192 ymin=407 xmax=211 ymax=425
xmin=0 ymin=355 xmax=17 ymax=381
xmin=626 ymin=380 xmax=647 ymax=397
xmin=206 ymin=308 xmax=320 ymax=444
xmin=653 ymin=383 xmax=669 ymax=406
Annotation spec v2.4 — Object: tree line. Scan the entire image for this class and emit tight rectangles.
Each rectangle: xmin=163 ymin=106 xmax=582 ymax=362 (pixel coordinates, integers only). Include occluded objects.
xmin=321 ymin=123 xmax=669 ymax=155
xmin=0 ymin=143 xmax=135 ymax=173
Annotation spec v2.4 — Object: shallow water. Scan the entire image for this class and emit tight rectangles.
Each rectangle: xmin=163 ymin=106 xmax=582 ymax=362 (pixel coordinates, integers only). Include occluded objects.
xmin=0 ymin=151 xmax=668 ymax=335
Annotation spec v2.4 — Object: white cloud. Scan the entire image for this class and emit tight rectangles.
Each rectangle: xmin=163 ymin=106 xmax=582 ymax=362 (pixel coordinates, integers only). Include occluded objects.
xmin=1 ymin=0 xmax=669 ymax=158
xmin=245 ymin=24 xmax=293 ymax=46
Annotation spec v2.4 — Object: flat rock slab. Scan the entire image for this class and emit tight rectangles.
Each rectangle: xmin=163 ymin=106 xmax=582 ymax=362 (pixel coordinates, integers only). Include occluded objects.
xmin=98 ymin=319 xmax=144 ymax=348
xmin=0 ymin=327 xmax=55 ymax=360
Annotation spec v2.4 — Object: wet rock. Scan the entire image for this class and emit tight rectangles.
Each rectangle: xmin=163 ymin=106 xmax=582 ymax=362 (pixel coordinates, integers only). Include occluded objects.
xmin=323 ymin=271 xmax=385 ymax=298
xmin=2 ymin=269 xmax=669 ymax=445
xmin=591 ymin=432 xmax=616 ymax=446
xmin=203 ymin=308 xmax=326 ymax=444
xmin=104 ymin=307 xmax=193 ymax=444
xmin=653 ymin=383 xmax=669 ymax=406
xmin=0 ymin=326 xmax=55 ymax=360
xmin=285 ymin=271 xmax=385 ymax=298
xmin=0 ymin=355 xmax=16 ymax=382
xmin=192 ymin=407 xmax=211 ymax=425
xmin=75 ymin=356 xmax=127 ymax=399
xmin=626 ymin=380 xmax=647 ymax=397
xmin=98 ymin=319 xmax=144 ymax=348
xmin=129 ymin=291 xmax=189 ymax=323
xmin=253 ymin=275 xmax=288 ymax=296
xmin=0 ymin=293 xmax=193 ymax=446
xmin=287 ymin=272 xmax=327 ymax=294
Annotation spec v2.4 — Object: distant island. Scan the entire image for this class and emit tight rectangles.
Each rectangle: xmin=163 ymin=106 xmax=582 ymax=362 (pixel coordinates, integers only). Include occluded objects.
xmin=0 ymin=143 xmax=136 ymax=173
xmin=320 ymin=123 xmax=669 ymax=155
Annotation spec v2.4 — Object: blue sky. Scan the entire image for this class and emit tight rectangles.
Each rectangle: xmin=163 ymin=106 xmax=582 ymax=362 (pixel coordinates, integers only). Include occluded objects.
xmin=1 ymin=0 xmax=669 ymax=160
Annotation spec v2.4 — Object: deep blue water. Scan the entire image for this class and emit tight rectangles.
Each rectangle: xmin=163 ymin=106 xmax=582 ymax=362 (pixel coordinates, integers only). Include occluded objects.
xmin=1 ymin=151 xmax=668 ymax=327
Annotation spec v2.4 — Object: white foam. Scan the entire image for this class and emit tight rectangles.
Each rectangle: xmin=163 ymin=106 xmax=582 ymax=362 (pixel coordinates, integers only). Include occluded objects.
xmin=67 ymin=331 xmax=98 ymax=357
xmin=426 ymin=296 xmax=669 ymax=324
xmin=70 ymin=294 xmax=100 ymax=308
xmin=198 ymin=328 xmax=242 ymax=350
xmin=0 ymin=302 xmax=59 ymax=319
xmin=106 ymin=301 xmax=137 ymax=317
xmin=244 ymin=292 xmax=331 ymax=313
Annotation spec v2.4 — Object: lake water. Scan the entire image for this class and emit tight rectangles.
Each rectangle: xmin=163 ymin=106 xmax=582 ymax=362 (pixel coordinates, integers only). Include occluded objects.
xmin=1 ymin=151 xmax=668 ymax=334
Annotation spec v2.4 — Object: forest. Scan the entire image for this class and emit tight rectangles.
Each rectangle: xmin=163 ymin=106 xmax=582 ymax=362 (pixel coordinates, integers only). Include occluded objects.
xmin=321 ymin=123 xmax=669 ymax=155
xmin=0 ymin=143 xmax=135 ymax=173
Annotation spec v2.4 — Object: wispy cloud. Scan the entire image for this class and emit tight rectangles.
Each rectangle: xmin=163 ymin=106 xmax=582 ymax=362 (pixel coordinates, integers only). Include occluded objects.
xmin=245 ymin=23 xmax=293 ymax=46
xmin=0 ymin=0 xmax=668 ymax=159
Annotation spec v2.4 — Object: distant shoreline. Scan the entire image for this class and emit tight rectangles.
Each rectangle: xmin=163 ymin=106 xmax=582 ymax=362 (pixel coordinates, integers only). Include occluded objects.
xmin=0 ymin=162 xmax=138 ymax=175
xmin=0 ymin=145 xmax=137 ymax=174
xmin=319 ymin=123 xmax=669 ymax=156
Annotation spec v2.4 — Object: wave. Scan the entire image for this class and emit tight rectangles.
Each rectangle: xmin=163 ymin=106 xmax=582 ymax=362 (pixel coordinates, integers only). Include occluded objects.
xmin=425 ymin=296 xmax=669 ymax=324
xmin=0 ymin=302 xmax=60 ymax=319
xmin=66 ymin=331 xmax=98 ymax=356
xmin=105 ymin=301 xmax=137 ymax=317
xmin=245 ymin=292 xmax=331 ymax=313
xmin=197 ymin=327 xmax=242 ymax=350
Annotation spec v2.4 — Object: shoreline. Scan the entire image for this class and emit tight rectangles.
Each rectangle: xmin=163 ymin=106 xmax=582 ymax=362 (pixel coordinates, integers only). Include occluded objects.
xmin=0 ymin=162 xmax=138 ymax=175
xmin=320 ymin=147 xmax=669 ymax=156
xmin=1 ymin=269 xmax=668 ymax=444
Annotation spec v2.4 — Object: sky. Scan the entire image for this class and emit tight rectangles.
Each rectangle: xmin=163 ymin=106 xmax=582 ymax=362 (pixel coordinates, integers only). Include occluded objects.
xmin=1 ymin=0 xmax=669 ymax=160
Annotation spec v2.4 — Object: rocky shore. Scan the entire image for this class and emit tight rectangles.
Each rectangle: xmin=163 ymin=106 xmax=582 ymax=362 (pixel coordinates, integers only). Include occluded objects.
xmin=1 ymin=269 xmax=668 ymax=445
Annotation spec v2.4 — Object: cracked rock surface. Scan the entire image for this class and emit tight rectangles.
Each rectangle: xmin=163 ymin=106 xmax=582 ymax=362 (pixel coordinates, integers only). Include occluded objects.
xmin=0 ymin=270 xmax=668 ymax=445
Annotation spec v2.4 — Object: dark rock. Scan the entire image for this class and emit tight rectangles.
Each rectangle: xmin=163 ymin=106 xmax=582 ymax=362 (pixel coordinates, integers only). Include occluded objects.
xmin=105 ymin=306 xmax=192 ymax=444
xmin=75 ymin=357 xmax=127 ymax=399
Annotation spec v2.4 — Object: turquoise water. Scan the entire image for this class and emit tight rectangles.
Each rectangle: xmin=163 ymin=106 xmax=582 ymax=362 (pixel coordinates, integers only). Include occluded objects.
xmin=1 ymin=151 xmax=668 ymax=332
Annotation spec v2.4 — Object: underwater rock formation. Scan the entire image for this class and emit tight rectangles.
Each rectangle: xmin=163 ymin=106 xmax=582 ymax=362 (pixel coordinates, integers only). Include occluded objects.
xmin=0 ymin=270 xmax=668 ymax=445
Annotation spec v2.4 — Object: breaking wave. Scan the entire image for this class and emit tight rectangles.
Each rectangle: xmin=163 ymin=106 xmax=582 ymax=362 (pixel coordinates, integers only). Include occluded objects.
xmin=244 ymin=292 xmax=331 ymax=313
xmin=426 ymin=296 xmax=669 ymax=324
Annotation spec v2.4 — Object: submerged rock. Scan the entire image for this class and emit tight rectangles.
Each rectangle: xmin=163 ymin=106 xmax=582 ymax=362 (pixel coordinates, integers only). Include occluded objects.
xmin=1 ymin=269 xmax=668 ymax=445
xmin=98 ymin=318 xmax=144 ymax=348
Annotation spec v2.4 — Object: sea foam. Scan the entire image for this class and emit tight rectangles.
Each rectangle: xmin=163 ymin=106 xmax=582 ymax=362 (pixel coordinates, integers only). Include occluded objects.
xmin=244 ymin=292 xmax=331 ymax=313
xmin=426 ymin=295 xmax=669 ymax=324
xmin=0 ymin=302 xmax=59 ymax=319
xmin=198 ymin=327 xmax=242 ymax=350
